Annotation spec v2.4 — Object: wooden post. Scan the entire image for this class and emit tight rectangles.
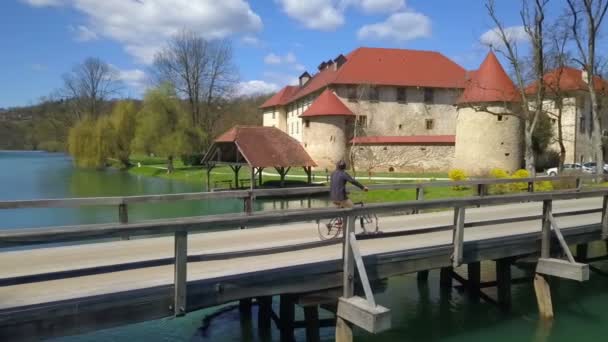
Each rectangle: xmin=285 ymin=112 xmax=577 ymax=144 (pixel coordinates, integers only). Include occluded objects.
xmin=304 ymin=305 xmax=320 ymax=342
xmin=258 ymin=168 xmax=264 ymax=187
xmin=602 ymin=195 xmax=608 ymax=239
xmin=230 ymin=165 xmax=242 ymax=189
xmin=467 ymin=262 xmax=481 ymax=300
xmin=534 ymin=274 xmax=554 ymax=319
xmin=239 ymin=298 xmax=252 ymax=319
xmin=541 ymin=200 xmax=552 ymax=258
xmin=496 ymin=258 xmax=511 ymax=311
xmin=336 ymin=215 xmax=356 ymax=342
xmin=257 ymin=296 xmax=272 ymax=338
xmin=173 ymin=231 xmax=187 ymax=316
xmin=576 ymin=244 xmax=588 ymax=262
xmin=414 ymin=187 xmax=424 ymax=214
xmin=417 ymin=270 xmax=429 ymax=283
xmin=452 ymin=207 xmax=466 ymax=268
xmin=280 ymin=294 xmax=295 ymax=342
xmin=304 ymin=166 xmax=312 ymax=185
xmin=250 ymin=167 xmax=255 ymax=190
xmin=118 ymin=203 xmax=129 ymax=240
xmin=440 ymin=267 xmax=452 ymax=290
xmin=575 ymin=176 xmax=582 ymax=190
xmin=527 ymin=181 xmax=534 ymax=193
xmin=205 ymin=164 xmax=215 ymax=192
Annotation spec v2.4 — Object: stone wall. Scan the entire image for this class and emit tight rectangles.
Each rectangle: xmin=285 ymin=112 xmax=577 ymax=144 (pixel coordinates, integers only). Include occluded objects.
xmin=262 ymin=107 xmax=287 ymax=131
xmin=453 ymin=105 xmax=523 ymax=176
xmin=302 ymin=115 xmax=351 ymax=169
xmin=350 ymin=144 xmax=455 ymax=172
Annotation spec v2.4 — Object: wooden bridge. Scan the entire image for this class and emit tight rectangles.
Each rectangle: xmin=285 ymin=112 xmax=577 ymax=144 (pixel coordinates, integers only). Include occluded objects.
xmin=1 ymin=175 xmax=607 ymax=341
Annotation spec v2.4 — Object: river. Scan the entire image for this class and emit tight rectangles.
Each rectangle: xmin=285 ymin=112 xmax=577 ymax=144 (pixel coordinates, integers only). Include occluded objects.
xmin=2 ymin=151 xmax=608 ymax=342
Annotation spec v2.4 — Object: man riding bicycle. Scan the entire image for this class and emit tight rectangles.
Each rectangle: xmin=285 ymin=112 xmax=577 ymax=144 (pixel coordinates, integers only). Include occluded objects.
xmin=330 ymin=159 xmax=368 ymax=208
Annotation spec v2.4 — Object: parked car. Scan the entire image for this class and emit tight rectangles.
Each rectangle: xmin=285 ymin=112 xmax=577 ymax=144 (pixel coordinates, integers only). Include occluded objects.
xmin=546 ymin=163 xmax=582 ymax=176
xmin=582 ymin=162 xmax=608 ymax=174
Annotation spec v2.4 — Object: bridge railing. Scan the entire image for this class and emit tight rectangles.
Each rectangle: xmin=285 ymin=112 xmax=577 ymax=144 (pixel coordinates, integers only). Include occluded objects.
xmin=1 ymin=187 xmax=608 ymax=319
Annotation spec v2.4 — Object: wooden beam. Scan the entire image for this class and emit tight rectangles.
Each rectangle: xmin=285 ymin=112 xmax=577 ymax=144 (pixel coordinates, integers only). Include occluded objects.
xmin=173 ymin=231 xmax=187 ymax=316
xmin=279 ymin=294 xmax=295 ymax=342
xmin=303 ymin=306 xmax=320 ymax=342
xmin=496 ymin=258 xmax=511 ymax=311
xmin=548 ymin=215 xmax=575 ymax=263
xmin=349 ymin=233 xmax=375 ymax=307
xmin=417 ymin=270 xmax=429 ymax=282
xmin=337 ymin=296 xmax=391 ymax=334
xmin=335 ymin=317 xmax=352 ymax=342
xmin=602 ymin=195 xmax=608 ymax=239
xmin=536 ymin=258 xmax=589 ymax=282
xmin=576 ymin=244 xmax=588 ymax=262
xmin=343 ymin=216 xmax=355 ymax=298
xmin=467 ymin=262 xmax=481 ymax=300
xmin=541 ymin=200 xmax=552 ymax=258
xmin=440 ymin=267 xmax=452 ymax=290
xmin=452 ymin=207 xmax=465 ymax=267
xmin=256 ymin=296 xmax=272 ymax=338
xmin=534 ymin=274 xmax=554 ymax=319
xmin=118 ymin=203 xmax=129 ymax=241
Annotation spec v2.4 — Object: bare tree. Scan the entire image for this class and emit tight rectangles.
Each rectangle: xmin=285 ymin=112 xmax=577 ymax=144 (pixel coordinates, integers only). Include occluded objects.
xmin=62 ymin=57 xmax=121 ymax=119
xmin=484 ymin=0 xmax=549 ymax=175
xmin=566 ymin=0 xmax=608 ymax=175
xmin=153 ymin=30 xmax=237 ymax=145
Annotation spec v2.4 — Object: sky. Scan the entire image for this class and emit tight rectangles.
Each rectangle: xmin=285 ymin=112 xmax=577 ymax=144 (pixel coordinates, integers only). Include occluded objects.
xmin=0 ymin=0 xmax=603 ymax=108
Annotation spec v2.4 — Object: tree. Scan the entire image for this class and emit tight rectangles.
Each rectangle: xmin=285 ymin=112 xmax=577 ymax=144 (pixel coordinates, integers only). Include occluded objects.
xmin=109 ymin=101 xmax=137 ymax=168
xmin=566 ymin=0 xmax=608 ymax=175
xmin=67 ymin=116 xmax=115 ymax=168
xmin=485 ymin=0 xmax=549 ymax=175
xmin=62 ymin=57 xmax=121 ymax=119
xmin=132 ymin=84 xmax=205 ymax=173
xmin=153 ymin=30 xmax=237 ymax=146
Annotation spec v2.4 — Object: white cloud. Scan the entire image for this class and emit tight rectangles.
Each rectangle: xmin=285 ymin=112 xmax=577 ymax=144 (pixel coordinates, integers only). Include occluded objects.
xmin=263 ymin=71 xmax=299 ymax=86
xmin=25 ymin=0 xmax=263 ymax=64
xmin=69 ymin=25 xmax=98 ymax=42
xmin=294 ymin=64 xmax=306 ymax=72
xmin=21 ymin=0 xmax=64 ymax=7
xmin=241 ymin=35 xmax=262 ymax=47
xmin=264 ymin=53 xmax=283 ymax=65
xmin=357 ymin=0 xmax=404 ymax=13
xmin=236 ymin=80 xmax=280 ymax=97
xmin=276 ymin=0 xmax=344 ymax=30
xmin=480 ymin=26 xmax=528 ymax=48
xmin=357 ymin=12 xmax=431 ymax=42
xmin=116 ymin=68 xmax=149 ymax=94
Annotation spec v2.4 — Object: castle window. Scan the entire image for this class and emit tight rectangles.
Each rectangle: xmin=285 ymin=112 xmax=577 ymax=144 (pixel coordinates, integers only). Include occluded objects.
xmin=497 ymin=115 xmax=503 ymax=121
xmin=398 ymin=124 xmax=402 ymax=130
xmin=357 ymin=116 xmax=367 ymax=127
xmin=369 ymin=87 xmax=379 ymax=102
xmin=305 ymin=120 xmax=310 ymax=128
xmin=580 ymin=116 xmax=586 ymax=134
xmin=397 ymin=87 xmax=407 ymax=103
xmin=383 ymin=147 xmax=388 ymax=151
xmin=425 ymin=119 xmax=434 ymax=130
xmin=272 ymin=109 xmax=276 ymax=119
xmin=347 ymin=86 xmax=358 ymax=102
xmin=424 ymin=88 xmax=434 ymax=104
xmin=296 ymin=121 xmax=299 ymax=134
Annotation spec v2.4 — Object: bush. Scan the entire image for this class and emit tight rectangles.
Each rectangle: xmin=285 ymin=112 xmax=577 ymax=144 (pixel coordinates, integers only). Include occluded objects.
xmin=534 ymin=181 xmax=554 ymax=192
xmin=181 ymin=153 xmax=205 ymax=166
xmin=510 ymin=169 xmax=530 ymax=192
xmin=489 ymin=168 xmax=510 ymax=194
xmin=536 ymin=150 xmax=560 ymax=172
xmin=448 ymin=169 xmax=468 ymax=190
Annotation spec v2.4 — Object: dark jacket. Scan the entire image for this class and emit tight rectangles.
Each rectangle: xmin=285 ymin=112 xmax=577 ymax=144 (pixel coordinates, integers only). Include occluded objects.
xmin=330 ymin=169 xmax=365 ymax=201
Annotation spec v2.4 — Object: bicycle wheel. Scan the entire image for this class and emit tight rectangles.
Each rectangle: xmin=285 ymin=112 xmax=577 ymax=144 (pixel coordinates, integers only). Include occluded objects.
xmin=359 ymin=213 xmax=380 ymax=234
xmin=318 ymin=217 xmax=342 ymax=240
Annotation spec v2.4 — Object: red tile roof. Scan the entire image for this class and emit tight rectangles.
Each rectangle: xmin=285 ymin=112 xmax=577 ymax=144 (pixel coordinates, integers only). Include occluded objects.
xmin=259 ymin=85 xmax=299 ymax=109
xmin=211 ymin=126 xmax=317 ymax=168
xmin=260 ymin=47 xmax=467 ymax=109
xmin=525 ymin=67 xmax=608 ymax=95
xmin=351 ymin=135 xmax=456 ymax=145
xmin=458 ymin=52 xmax=520 ymax=104
xmin=300 ymin=89 xmax=354 ymax=117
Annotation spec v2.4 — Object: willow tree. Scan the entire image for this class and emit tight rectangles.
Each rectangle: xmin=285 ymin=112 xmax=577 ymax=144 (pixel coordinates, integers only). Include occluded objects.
xmin=132 ymin=84 xmax=205 ymax=173
xmin=109 ymin=101 xmax=137 ymax=168
xmin=67 ymin=116 xmax=115 ymax=168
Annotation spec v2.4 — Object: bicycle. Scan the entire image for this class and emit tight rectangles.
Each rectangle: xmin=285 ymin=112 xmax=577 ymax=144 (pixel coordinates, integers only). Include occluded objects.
xmin=317 ymin=202 xmax=380 ymax=240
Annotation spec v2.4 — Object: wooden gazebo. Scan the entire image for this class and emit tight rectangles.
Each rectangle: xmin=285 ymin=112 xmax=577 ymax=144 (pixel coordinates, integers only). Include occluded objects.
xmin=201 ymin=126 xmax=317 ymax=190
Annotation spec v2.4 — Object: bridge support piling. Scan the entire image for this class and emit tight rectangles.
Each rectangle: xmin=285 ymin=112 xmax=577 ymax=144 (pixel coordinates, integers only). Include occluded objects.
xmin=534 ymin=274 xmax=554 ymax=319
xmin=257 ymin=296 xmax=273 ymax=338
xmin=280 ymin=294 xmax=295 ymax=342
xmin=576 ymin=244 xmax=588 ymax=262
xmin=417 ymin=270 xmax=429 ymax=283
xmin=467 ymin=262 xmax=481 ymax=301
xmin=496 ymin=258 xmax=511 ymax=311
xmin=440 ymin=267 xmax=453 ymax=291
xmin=304 ymin=305 xmax=321 ymax=342
xmin=239 ymin=298 xmax=252 ymax=319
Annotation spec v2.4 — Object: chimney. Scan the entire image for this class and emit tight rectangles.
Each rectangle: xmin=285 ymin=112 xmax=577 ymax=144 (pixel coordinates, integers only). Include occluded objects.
xmin=318 ymin=62 xmax=327 ymax=71
xmin=334 ymin=54 xmax=347 ymax=69
xmin=326 ymin=60 xmax=335 ymax=71
xmin=299 ymin=71 xmax=311 ymax=86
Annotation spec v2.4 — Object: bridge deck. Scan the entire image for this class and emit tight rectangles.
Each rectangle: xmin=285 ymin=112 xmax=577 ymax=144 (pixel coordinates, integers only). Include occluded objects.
xmin=0 ymin=197 xmax=603 ymax=339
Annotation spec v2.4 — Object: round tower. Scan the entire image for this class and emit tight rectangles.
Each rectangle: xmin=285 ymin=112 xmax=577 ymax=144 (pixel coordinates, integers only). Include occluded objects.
xmin=454 ymin=52 xmax=523 ymax=176
xmin=300 ymin=89 xmax=355 ymax=169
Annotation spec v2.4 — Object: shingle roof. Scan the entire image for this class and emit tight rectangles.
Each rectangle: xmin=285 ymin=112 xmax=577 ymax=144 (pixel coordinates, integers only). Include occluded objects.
xmin=259 ymin=85 xmax=299 ymax=109
xmin=211 ymin=126 xmax=317 ymax=168
xmin=260 ymin=47 xmax=467 ymax=109
xmin=458 ymin=52 xmax=520 ymax=104
xmin=300 ymin=89 xmax=354 ymax=117
xmin=525 ymin=67 xmax=608 ymax=95
xmin=351 ymin=135 xmax=456 ymax=145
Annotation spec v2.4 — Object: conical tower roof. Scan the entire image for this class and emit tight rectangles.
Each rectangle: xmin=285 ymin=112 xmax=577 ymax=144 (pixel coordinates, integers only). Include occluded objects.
xmin=458 ymin=51 xmax=520 ymax=104
xmin=300 ymin=89 xmax=354 ymax=117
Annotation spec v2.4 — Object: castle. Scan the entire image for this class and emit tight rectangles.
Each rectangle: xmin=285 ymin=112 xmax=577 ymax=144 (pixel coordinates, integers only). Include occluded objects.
xmin=260 ymin=47 xmax=608 ymax=175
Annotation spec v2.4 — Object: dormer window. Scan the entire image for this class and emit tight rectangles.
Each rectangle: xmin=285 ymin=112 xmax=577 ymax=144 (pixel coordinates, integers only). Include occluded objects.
xmin=347 ymin=86 xmax=358 ymax=102
xmin=397 ymin=87 xmax=407 ymax=103
xmin=369 ymin=87 xmax=379 ymax=102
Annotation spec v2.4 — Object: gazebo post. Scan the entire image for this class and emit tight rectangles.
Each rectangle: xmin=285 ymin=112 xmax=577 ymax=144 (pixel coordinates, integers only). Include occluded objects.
xmin=250 ymin=167 xmax=255 ymax=190
xmin=205 ymin=164 xmax=215 ymax=192
xmin=258 ymin=168 xmax=264 ymax=187
xmin=304 ymin=166 xmax=312 ymax=184
xmin=230 ymin=165 xmax=242 ymax=189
